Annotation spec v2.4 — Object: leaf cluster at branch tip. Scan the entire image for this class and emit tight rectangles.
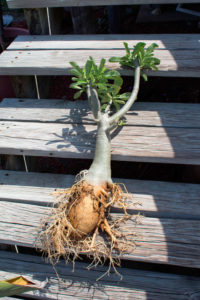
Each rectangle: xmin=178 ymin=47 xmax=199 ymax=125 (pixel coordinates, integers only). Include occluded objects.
xmin=70 ymin=42 xmax=160 ymax=110
xmin=69 ymin=57 xmax=130 ymax=112
xmin=109 ymin=42 xmax=160 ymax=81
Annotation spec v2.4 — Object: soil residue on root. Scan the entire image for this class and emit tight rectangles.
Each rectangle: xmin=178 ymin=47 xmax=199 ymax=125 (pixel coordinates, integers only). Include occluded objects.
xmin=38 ymin=178 xmax=140 ymax=277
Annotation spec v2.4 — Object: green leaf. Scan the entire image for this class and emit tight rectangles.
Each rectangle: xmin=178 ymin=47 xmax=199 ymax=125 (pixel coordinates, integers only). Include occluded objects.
xmin=70 ymin=69 xmax=83 ymax=77
xmin=109 ymin=57 xmax=122 ymax=63
xmin=115 ymin=99 xmax=126 ymax=104
xmin=123 ymin=42 xmax=130 ymax=56
xmin=133 ymin=42 xmax=146 ymax=55
xmin=146 ymin=43 xmax=159 ymax=53
xmin=117 ymin=92 xmax=131 ymax=99
xmin=109 ymin=42 xmax=160 ymax=73
xmin=152 ymin=57 xmax=160 ymax=65
xmin=98 ymin=58 xmax=106 ymax=74
xmin=89 ymin=56 xmax=98 ymax=74
xmin=76 ymin=80 xmax=87 ymax=85
xmin=85 ymin=59 xmax=93 ymax=78
xmin=97 ymin=83 xmax=107 ymax=90
xmin=113 ymin=76 xmax=123 ymax=87
xmin=141 ymin=72 xmax=148 ymax=81
xmin=69 ymin=83 xmax=82 ymax=90
xmin=113 ymin=101 xmax=120 ymax=111
xmin=104 ymin=70 xmax=121 ymax=78
xmin=69 ymin=61 xmax=83 ymax=75
xmin=74 ymin=90 xmax=83 ymax=99
xmin=118 ymin=119 xmax=126 ymax=126
xmin=0 ymin=276 xmax=40 ymax=297
xmin=71 ymin=77 xmax=78 ymax=81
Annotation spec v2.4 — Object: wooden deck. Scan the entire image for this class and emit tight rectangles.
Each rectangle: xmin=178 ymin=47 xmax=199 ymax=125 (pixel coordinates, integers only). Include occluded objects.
xmin=0 ymin=100 xmax=200 ymax=297
xmin=6 ymin=0 xmax=200 ymax=9
xmin=0 ymin=13 xmax=200 ymax=297
xmin=0 ymin=169 xmax=200 ymax=270
xmin=0 ymin=99 xmax=200 ymax=272
xmin=0 ymin=169 xmax=200 ymax=298
xmin=1 ymin=250 xmax=200 ymax=299
xmin=0 ymin=34 xmax=200 ymax=77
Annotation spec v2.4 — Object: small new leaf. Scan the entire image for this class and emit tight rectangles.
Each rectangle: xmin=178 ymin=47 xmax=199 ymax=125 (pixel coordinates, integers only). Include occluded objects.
xmin=118 ymin=119 xmax=126 ymax=126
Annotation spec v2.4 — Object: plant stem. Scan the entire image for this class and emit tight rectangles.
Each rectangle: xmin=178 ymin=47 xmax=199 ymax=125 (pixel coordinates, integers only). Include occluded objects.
xmin=85 ymin=62 xmax=141 ymax=186
xmin=109 ymin=61 xmax=140 ymax=126
xmin=85 ymin=114 xmax=112 ymax=186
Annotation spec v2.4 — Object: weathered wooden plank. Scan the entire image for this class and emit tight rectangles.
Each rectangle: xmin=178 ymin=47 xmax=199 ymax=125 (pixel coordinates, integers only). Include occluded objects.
xmin=1 ymin=170 xmax=200 ymax=219
xmin=1 ymin=99 xmax=200 ymax=129
xmin=0 ymin=120 xmax=199 ymax=164
xmin=8 ymin=34 xmax=200 ymax=50
xmin=0 ymin=48 xmax=200 ymax=77
xmin=6 ymin=0 xmax=200 ymax=9
xmin=0 ymin=201 xmax=200 ymax=267
xmin=1 ymin=251 xmax=200 ymax=300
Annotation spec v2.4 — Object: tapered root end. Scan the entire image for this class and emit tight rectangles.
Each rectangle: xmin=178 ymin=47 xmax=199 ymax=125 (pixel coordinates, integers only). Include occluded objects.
xmin=37 ymin=180 xmax=140 ymax=277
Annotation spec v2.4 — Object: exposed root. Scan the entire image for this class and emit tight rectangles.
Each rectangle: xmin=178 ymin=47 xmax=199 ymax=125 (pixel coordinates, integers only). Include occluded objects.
xmin=38 ymin=179 xmax=140 ymax=279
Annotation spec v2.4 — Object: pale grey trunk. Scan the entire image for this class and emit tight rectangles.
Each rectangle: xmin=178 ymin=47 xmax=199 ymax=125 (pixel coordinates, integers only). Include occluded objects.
xmin=85 ymin=116 xmax=112 ymax=186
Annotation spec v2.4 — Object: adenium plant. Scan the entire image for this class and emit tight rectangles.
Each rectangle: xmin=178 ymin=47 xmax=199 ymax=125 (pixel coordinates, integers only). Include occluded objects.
xmin=40 ymin=42 xmax=160 ymax=276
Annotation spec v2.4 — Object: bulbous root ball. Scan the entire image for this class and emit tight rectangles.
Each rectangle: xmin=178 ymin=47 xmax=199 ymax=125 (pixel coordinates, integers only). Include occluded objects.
xmin=38 ymin=179 xmax=141 ymax=277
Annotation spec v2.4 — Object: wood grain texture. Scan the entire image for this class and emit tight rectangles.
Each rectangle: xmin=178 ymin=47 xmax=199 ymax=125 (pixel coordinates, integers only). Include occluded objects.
xmin=0 ymin=99 xmax=199 ymax=164
xmin=0 ymin=49 xmax=199 ymax=77
xmin=6 ymin=0 xmax=200 ymax=9
xmin=1 ymin=99 xmax=200 ymax=128
xmin=8 ymin=34 xmax=200 ymax=50
xmin=1 ymin=251 xmax=200 ymax=300
xmin=1 ymin=34 xmax=200 ymax=77
xmin=1 ymin=170 xmax=200 ymax=219
xmin=0 ymin=120 xmax=199 ymax=164
xmin=0 ymin=200 xmax=200 ymax=268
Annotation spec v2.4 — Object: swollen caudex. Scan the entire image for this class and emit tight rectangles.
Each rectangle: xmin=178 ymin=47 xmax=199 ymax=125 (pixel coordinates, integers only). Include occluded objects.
xmin=39 ymin=175 xmax=136 ymax=270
